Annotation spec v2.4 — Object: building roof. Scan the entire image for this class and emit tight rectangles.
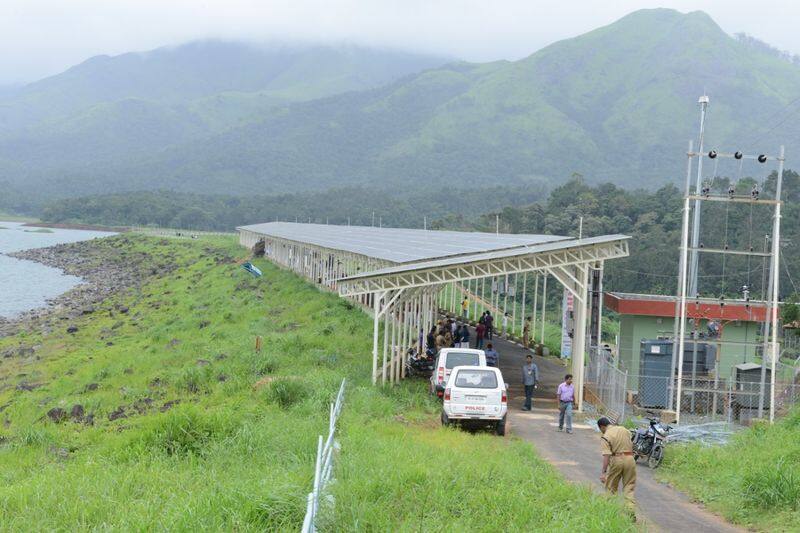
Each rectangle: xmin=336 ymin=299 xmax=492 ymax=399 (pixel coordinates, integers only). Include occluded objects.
xmin=342 ymin=234 xmax=630 ymax=281
xmin=734 ymin=362 xmax=763 ymax=371
xmin=605 ymin=292 xmax=768 ymax=322
xmin=237 ymin=222 xmax=570 ymax=264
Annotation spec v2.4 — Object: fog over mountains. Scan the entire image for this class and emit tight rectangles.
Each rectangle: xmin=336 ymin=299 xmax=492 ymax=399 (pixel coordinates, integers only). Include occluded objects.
xmin=2 ymin=8 xmax=800 ymax=208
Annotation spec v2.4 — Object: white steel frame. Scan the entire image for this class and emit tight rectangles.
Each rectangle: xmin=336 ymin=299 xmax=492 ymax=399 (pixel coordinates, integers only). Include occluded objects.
xmin=239 ymin=224 xmax=630 ymax=413
xmin=339 ymin=236 xmax=630 ymax=411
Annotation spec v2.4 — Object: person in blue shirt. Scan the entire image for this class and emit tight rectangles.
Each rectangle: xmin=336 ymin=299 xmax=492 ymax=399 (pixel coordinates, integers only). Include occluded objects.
xmin=484 ymin=343 xmax=499 ymax=367
xmin=522 ymin=354 xmax=539 ymax=411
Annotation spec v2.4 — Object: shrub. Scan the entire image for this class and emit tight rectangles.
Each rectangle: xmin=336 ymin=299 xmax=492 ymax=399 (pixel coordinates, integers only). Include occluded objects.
xmin=177 ymin=366 xmax=215 ymax=394
xmin=141 ymin=405 xmax=229 ymax=456
xmin=249 ymin=353 xmax=278 ymax=376
xmin=265 ymin=379 xmax=307 ymax=409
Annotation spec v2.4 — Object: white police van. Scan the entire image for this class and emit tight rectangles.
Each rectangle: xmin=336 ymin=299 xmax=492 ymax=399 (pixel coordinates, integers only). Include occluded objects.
xmin=429 ymin=348 xmax=486 ymax=398
xmin=441 ymin=365 xmax=508 ymax=436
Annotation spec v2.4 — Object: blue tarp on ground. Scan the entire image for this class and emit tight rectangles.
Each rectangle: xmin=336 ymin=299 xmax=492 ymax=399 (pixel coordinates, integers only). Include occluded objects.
xmin=242 ymin=262 xmax=262 ymax=277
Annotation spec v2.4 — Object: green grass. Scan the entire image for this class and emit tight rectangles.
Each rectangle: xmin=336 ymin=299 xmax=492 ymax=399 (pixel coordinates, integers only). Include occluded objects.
xmin=0 ymin=234 xmax=632 ymax=530
xmin=659 ymin=410 xmax=800 ymax=531
xmin=23 ymin=227 xmax=54 ymax=233
xmin=0 ymin=211 xmax=39 ymax=223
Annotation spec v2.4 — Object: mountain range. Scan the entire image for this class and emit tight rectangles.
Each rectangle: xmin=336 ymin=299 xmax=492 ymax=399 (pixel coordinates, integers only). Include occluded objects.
xmin=2 ymin=8 xmax=800 ymax=209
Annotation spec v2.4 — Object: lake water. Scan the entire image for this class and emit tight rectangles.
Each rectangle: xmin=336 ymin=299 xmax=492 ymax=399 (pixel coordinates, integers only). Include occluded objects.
xmin=0 ymin=221 xmax=113 ymax=318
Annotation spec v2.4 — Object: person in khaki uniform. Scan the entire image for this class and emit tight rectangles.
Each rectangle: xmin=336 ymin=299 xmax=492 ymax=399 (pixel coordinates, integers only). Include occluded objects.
xmin=522 ymin=317 xmax=531 ymax=349
xmin=598 ymin=417 xmax=636 ymax=511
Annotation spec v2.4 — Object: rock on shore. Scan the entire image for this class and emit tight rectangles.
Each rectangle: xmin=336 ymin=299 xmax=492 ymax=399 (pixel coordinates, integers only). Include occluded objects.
xmin=0 ymin=236 xmax=153 ymax=337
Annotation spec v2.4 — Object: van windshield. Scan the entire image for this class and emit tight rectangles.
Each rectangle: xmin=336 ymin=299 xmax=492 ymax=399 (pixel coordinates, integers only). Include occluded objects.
xmin=444 ymin=352 xmax=479 ymax=369
xmin=454 ymin=369 xmax=498 ymax=389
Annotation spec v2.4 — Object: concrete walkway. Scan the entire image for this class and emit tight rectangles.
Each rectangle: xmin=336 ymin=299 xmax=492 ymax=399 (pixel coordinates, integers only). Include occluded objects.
xmin=464 ymin=324 xmax=743 ymax=532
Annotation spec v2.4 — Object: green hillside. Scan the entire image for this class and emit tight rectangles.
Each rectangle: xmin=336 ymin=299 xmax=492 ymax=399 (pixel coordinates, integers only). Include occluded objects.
xmin=139 ymin=9 xmax=798 ymax=195
xmin=0 ymin=41 xmax=447 ymax=194
xmin=0 ymin=235 xmax=632 ymax=530
xmin=3 ymin=9 xmax=800 ymax=204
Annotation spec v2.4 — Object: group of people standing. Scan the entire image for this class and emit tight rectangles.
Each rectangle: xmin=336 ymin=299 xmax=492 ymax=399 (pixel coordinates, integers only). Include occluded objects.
xmin=428 ymin=319 xmax=470 ymax=351
xmin=426 ymin=318 xmax=500 ymax=367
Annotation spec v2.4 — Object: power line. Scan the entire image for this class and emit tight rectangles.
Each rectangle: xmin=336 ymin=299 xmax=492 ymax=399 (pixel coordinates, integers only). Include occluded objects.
xmin=745 ymin=93 xmax=800 ymax=146
xmin=748 ymin=94 xmax=800 ymax=137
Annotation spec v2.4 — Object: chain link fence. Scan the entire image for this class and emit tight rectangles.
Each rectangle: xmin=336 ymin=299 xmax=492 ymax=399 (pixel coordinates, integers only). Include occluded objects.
xmin=630 ymin=358 xmax=800 ymax=424
xmin=585 ymin=350 xmax=628 ymax=423
xmin=588 ymin=345 xmax=799 ymax=427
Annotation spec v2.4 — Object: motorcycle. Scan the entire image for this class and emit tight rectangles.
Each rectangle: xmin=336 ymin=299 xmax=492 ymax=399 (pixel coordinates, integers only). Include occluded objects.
xmin=405 ymin=347 xmax=436 ymax=377
xmin=630 ymin=412 xmax=672 ymax=469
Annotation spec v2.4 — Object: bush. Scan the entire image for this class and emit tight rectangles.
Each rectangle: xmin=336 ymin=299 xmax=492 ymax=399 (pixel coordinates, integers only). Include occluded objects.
xmin=141 ymin=405 xmax=229 ymax=456
xmin=249 ymin=353 xmax=278 ymax=376
xmin=265 ymin=379 xmax=307 ymax=409
xmin=177 ymin=366 xmax=215 ymax=394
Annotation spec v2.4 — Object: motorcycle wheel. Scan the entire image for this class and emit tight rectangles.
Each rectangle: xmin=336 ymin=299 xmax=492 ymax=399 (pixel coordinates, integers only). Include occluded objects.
xmin=648 ymin=443 xmax=664 ymax=469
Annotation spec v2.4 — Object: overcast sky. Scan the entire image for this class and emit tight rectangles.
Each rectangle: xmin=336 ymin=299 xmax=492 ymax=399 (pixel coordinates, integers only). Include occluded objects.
xmin=2 ymin=0 xmax=800 ymax=84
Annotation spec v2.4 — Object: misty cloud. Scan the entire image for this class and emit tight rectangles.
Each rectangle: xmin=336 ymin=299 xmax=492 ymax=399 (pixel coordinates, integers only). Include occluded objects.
xmin=2 ymin=0 xmax=800 ymax=84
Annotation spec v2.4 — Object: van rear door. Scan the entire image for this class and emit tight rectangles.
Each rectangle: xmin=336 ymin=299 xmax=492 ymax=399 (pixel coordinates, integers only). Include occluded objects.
xmin=449 ymin=369 xmax=502 ymax=416
xmin=443 ymin=352 xmax=480 ymax=383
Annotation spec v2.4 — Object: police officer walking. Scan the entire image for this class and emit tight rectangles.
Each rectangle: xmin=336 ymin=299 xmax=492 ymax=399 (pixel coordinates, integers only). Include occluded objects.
xmin=597 ymin=417 xmax=637 ymax=514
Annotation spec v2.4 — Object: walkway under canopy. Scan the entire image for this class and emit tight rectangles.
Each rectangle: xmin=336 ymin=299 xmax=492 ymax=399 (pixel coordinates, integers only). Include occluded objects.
xmin=238 ymin=222 xmax=630 ymax=411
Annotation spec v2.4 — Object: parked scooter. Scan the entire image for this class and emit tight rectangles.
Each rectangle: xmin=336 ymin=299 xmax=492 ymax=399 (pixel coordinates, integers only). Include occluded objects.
xmin=630 ymin=412 xmax=672 ymax=468
xmin=406 ymin=348 xmax=436 ymax=377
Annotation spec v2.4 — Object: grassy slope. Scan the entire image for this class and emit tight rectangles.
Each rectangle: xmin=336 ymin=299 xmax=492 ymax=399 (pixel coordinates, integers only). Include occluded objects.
xmin=0 ymin=235 xmax=632 ymax=530
xmin=659 ymin=410 xmax=800 ymax=531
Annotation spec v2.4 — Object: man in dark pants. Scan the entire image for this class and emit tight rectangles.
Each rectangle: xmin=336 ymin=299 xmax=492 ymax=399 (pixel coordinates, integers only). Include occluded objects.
xmin=485 ymin=311 xmax=494 ymax=340
xmin=521 ymin=354 xmax=539 ymax=411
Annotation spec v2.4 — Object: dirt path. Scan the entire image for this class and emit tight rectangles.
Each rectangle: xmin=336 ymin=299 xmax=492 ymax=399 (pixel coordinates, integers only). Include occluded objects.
xmin=463 ymin=323 xmax=743 ymax=532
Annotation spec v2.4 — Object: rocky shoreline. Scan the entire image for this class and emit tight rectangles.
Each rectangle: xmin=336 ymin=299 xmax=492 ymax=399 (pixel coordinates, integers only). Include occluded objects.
xmin=0 ymin=238 xmax=143 ymax=338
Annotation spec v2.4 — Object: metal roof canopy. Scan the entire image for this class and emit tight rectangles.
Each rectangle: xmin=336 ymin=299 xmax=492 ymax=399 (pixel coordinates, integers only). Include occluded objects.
xmin=237 ymin=221 xmax=631 ymax=415
xmin=336 ymin=233 xmax=630 ymax=415
xmin=338 ymin=234 xmax=630 ymax=297
xmin=237 ymin=221 xmax=569 ymax=264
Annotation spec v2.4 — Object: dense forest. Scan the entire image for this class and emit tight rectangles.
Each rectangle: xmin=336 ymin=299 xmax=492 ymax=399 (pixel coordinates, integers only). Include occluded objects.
xmin=471 ymin=171 xmax=800 ymax=297
xmin=40 ymin=170 xmax=800 ymax=299
xmin=40 ymin=186 xmax=544 ymax=231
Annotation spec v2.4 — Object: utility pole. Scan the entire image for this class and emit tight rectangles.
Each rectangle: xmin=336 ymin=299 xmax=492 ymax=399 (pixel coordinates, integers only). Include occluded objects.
xmin=372 ymin=211 xmax=375 ymax=227
xmin=688 ymin=94 xmax=709 ymax=298
xmin=424 ymin=216 xmax=427 ymax=231
xmin=496 ymin=214 xmax=500 ymax=235
xmin=673 ymin=95 xmax=784 ymax=423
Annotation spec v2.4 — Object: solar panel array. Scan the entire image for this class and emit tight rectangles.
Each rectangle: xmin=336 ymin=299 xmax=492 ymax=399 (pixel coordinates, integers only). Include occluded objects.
xmin=340 ymin=234 xmax=631 ymax=280
xmin=237 ymin=222 xmax=570 ymax=264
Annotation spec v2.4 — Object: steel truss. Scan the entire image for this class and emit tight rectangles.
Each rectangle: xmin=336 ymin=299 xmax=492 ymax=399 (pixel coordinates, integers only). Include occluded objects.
xmin=240 ymin=225 xmax=631 ymax=411
xmin=337 ymin=239 xmax=629 ymax=297
xmin=341 ymin=237 xmax=629 ymax=410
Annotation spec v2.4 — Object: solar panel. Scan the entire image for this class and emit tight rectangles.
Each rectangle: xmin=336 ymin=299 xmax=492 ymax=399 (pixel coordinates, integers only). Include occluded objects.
xmin=237 ymin=222 xmax=570 ymax=264
xmin=340 ymin=234 xmax=631 ymax=280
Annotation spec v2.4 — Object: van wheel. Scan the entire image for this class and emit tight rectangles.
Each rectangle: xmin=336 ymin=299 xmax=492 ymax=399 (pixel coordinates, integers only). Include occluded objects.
xmin=441 ymin=412 xmax=450 ymax=427
xmin=496 ymin=417 xmax=507 ymax=436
